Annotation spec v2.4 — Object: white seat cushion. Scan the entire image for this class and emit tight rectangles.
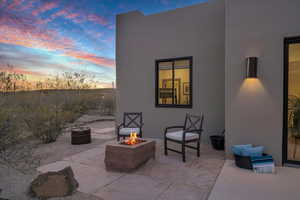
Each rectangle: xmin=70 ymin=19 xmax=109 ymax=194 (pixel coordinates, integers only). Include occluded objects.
xmin=166 ymin=130 xmax=199 ymax=141
xmin=119 ymin=128 xmax=140 ymax=136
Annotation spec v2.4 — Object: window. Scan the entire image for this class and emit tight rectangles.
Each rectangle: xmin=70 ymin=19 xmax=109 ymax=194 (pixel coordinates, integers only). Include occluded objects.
xmin=155 ymin=57 xmax=192 ymax=108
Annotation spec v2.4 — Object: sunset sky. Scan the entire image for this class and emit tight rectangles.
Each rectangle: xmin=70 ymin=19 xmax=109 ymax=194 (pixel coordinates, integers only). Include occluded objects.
xmin=0 ymin=0 xmax=206 ymax=88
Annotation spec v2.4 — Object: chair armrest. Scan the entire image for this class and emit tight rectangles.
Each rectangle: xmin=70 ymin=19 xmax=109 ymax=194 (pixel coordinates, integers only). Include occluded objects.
xmin=117 ymin=123 xmax=124 ymax=130
xmin=184 ymin=129 xmax=203 ymax=134
xmin=166 ymin=126 xmax=184 ymax=131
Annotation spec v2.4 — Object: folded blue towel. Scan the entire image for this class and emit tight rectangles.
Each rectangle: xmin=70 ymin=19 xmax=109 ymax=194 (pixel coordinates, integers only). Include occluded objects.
xmin=251 ymin=155 xmax=273 ymax=162
xmin=232 ymin=144 xmax=252 ymax=156
xmin=251 ymin=155 xmax=275 ymax=173
xmin=241 ymin=146 xmax=264 ymax=157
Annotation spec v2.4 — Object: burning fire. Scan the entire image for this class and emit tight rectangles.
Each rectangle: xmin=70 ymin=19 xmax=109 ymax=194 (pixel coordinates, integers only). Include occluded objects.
xmin=125 ymin=132 xmax=138 ymax=145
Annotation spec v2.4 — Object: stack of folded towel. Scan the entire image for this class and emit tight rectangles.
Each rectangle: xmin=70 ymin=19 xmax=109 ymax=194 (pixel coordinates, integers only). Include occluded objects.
xmin=251 ymin=155 xmax=275 ymax=174
xmin=232 ymin=144 xmax=275 ymax=174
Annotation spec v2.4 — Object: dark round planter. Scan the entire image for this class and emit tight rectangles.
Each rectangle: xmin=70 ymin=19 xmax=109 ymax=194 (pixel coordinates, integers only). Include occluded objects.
xmin=234 ymin=154 xmax=253 ymax=169
xmin=210 ymin=135 xmax=225 ymax=150
xmin=71 ymin=127 xmax=91 ymax=145
xmin=234 ymin=153 xmax=268 ymax=170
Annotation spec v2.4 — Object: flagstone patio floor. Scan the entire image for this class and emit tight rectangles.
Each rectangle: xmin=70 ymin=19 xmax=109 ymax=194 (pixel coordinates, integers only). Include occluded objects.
xmin=38 ymin=139 xmax=225 ymax=200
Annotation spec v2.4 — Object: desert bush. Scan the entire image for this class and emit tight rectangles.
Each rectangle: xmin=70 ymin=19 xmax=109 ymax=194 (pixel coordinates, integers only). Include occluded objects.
xmin=61 ymin=91 xmax=103 ymax=114
xmin=23 ymin=105 xmax=68 ymax=144
xmin=100 ymin=93 xmax=116 ymax=115
xmin=0 ymin=107 xmax=19 ymax=152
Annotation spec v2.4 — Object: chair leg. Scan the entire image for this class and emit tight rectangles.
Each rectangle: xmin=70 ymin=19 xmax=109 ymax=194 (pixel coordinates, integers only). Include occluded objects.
xmin=117 ymin=135 xmax=120 ymax=141
xmin=197 ymin=141 xmax=200 ymax=157
xmin=164 ymin=138 xmax=168 ymax=156
xmin=182 ymin=142 xmax=186 ymax=162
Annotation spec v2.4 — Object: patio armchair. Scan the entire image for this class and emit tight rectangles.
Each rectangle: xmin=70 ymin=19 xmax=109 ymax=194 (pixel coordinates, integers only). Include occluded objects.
xmin=117 ymin=112 xmax=144 ymax=141
xmin=164 ymin=114 xmax=204 ymax=162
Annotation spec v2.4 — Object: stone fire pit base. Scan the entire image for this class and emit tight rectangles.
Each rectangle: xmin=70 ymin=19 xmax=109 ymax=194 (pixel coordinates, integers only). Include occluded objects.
xmin=105 ymin=139 xmax=156 ymax=172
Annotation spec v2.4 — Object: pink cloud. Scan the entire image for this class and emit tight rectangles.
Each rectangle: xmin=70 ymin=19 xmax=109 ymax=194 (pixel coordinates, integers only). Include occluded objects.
xmin=7 ymin=0 xmax=24 ymax=9
xmin=51 ymin=9 xmax=68 ymax=18
xmin=87 ymin=14 xmax=108 ymax=26
xmin=0 ymin=24 xmax=74 ymax=51
xmin=65 ymin=51 xmax=115 ymax=68
xmin=51 ymin=9 xmax=108 ymax=27
xmin=32 ymin=1 xmax=58 ymax=16
xmin=0 ymin=22 xmax=114 ymax=68
xmin=50 ymin=8 xmax=82 ymax=23
xmin=20 ymin=0 xmax=35 ymax=10
xmin=65 ymin=12 xmax=80 ymax=19
xmin=0 ymin=4 xmax=114 ymax=69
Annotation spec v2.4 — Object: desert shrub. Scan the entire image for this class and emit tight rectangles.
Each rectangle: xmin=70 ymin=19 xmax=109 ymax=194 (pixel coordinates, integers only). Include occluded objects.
xmin=0 ymin=107 xmax=19 ymax=152
xmin=61 ymin=92 xmax=102 ymax=116
xmin=23 ymin=105 xmax=68 ymax=144
xmin=100 ymin=94 xmax=115 ymax=115
xmin=61 ymin=96 xmax=85 ymax=114
xmin=1 ymin=87 xmax=115 ymax=145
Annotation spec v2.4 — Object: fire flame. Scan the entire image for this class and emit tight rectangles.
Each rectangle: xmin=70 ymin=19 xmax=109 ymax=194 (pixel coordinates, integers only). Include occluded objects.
xmin=125 ymin=132 xmax=138 ymax=145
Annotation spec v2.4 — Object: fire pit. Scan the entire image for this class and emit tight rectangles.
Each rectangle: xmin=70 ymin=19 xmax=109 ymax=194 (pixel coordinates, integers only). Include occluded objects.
xmin=120 ymin=132 xmax=146 ymax=145
xmin=105 ymin=134 xmax=155 ymax=172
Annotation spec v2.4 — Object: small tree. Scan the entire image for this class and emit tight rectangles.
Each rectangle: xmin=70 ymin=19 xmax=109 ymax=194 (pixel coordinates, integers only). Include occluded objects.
xmin=23 ymin=105 xmax=67 ymax=144
xmin=0 ymin=64 xmax=26 ymax=93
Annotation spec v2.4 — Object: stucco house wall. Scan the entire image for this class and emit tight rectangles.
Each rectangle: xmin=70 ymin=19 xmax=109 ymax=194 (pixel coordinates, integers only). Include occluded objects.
xmin=225 ymin=0 xmax=300 ymax=164
xmin=116 ymin=0 xmax=225 ymax=142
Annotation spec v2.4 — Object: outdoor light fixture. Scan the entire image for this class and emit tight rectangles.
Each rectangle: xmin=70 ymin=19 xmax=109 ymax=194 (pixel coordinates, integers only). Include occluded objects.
xmin=246 ymin=57 xmax=258 ymax=78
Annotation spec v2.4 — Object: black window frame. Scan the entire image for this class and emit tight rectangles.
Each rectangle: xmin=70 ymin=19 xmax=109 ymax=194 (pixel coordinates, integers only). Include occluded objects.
xmin=283 ymin=36 xmax=300 ymax=166
xmin=155 ymin=56 xmax=193 ymax=108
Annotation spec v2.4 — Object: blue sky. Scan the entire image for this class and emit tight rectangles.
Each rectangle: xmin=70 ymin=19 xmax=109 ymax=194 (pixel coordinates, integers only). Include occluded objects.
xmin=0 ymin=0 xmax=206 ymax=88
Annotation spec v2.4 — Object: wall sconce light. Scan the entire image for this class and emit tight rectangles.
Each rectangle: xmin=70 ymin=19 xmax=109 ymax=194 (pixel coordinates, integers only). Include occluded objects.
xmin=246 ymin=57 xmax=258 ymax=78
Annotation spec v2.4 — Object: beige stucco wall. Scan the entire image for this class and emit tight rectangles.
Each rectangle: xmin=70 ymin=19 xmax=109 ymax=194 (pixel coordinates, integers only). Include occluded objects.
xmin=225 ymin=0 xmax=300 ymax=165
xmin=116 ymin=0 xmax=225 ymax=143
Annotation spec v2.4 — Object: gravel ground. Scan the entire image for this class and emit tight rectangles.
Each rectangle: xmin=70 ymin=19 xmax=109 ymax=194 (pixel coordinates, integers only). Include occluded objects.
xmin=0 ymin=118 xmax=114 ymax=200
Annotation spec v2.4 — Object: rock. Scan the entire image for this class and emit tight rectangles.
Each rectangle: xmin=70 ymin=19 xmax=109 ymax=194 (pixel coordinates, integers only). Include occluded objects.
xmin=0 ymin=189 xmax=9 ymax=200
xmin=29 ymin=166 xmax=78 ymax=199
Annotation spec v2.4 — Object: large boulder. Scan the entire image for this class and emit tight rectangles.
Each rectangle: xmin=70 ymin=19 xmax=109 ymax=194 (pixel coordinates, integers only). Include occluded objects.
xmin=0 ymin=188 xmax=9 ymax=200
xmin=29 ymin=166 xmax=78 ymax=199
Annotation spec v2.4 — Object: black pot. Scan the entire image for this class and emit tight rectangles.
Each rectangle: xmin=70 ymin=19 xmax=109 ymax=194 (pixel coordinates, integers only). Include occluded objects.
xmin=210 ymin=135 xmax=225 ymax=150
xmin=234 ymin=153 xmax=268 ymax=170
xmin=234 ymin=154 xmax=252 ymax=169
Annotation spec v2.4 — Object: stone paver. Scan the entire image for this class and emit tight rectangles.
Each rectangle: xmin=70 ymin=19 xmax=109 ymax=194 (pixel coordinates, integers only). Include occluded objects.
xmin=90 ymin=122 xmax=116 ymax=140
xmin=75 ymin=115 xmax=115 ymax=125
xmin=157 ymin=183 xmax=207 ymax=200
xmin=38 ymin=138 xmax=225 ymax=200
xmin=92 ymin=127 xmax=115 ymax=134
xmin=94 ymin=174 xmax=170 ymax=200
